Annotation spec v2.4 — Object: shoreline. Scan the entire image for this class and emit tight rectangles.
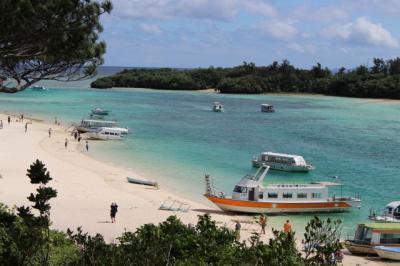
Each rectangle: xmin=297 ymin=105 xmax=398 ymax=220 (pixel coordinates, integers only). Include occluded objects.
xmin=0 ymin=112 xmax=384 ymax=265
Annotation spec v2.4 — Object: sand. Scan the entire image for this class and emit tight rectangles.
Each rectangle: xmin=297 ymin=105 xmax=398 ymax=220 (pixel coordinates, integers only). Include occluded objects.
xmin=0 ymin=113 xmax=386 ymax=265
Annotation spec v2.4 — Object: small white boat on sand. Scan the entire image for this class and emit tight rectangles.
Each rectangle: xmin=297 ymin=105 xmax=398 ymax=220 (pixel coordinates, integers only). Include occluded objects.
xmin=252 ymin=152 xmax=314 ymax=172
xmin=127 ymin=176 xmax=158 ymax=187
xmin=205 ymin=165 xmax=361 ymax=214
xmin=375 ymin=246 xmax=400 ymax=261
xmin=369 ymin=201 xmax=400 ymax=223
xmin=213 ymin=102 xmax=224 ymax=112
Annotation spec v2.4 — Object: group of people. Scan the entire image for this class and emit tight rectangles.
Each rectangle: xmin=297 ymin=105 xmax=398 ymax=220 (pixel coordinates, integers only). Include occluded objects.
xmin=64 ymin=130 xmax=89 ymax=151
xmin=234 ymin=215 xmax=292 ymax=241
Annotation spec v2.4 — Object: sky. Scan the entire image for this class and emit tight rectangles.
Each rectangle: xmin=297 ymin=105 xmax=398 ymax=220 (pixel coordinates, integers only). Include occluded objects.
xmin=100 ymin=0 xmax=400 ymax=69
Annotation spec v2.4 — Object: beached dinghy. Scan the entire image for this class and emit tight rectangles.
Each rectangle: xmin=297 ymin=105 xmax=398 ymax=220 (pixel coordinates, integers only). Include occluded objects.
xmin=127 ymin=176 xmax=158 ymax=187
xmin=375 ymin=246 xmax=400 ymax=261
xmin=205 ymin=165 xmax=361 ymax=214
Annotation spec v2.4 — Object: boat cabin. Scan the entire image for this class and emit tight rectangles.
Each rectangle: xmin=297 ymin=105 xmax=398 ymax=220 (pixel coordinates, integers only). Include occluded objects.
xmin=384 ymin=201 xmax=400 ymax=219
xmin=261 ymin=104 xmax=274 ymax=112
xmin=260 ymin=152 xmax=308 ymax=166
xmin=232 ymin=165 xmax=328 ymax=202
xmin=346 ymin=223 xmax=400 ymax=254
xmin=80 ymin=119 xmax=117 ymax=128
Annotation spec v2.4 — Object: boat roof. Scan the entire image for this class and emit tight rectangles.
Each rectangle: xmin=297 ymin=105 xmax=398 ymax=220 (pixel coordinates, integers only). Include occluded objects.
xmin=267 ymin=184 xmax=326 ymax=189
xmin=82 ymin=119 xmax=116 ymax=123
xmin=261 ymin=104 xmax=273 ymax=106
xmin=361 ymin=223 xmax=400 ymax=230
xmin=236 ymin=165 xmax=269 ymax=188
xmin=385 ymin=201 xmax=400 ymax=208
xmin=260 ymin=152 xmax=305 ymax=159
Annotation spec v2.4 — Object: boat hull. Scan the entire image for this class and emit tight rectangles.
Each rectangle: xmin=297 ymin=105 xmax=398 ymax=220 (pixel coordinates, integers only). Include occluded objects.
xmin=345 ymin=241 xmax=377 ymax=255
xmin=375 ymin=246 xmax=400 ymax=260
xmin=127 ymin=177 xmax=157 ymax=187
xmin=252 ymin=160 xmax=313 ymax=172
xmin=205 ymin=195 xmax=357 ymax=214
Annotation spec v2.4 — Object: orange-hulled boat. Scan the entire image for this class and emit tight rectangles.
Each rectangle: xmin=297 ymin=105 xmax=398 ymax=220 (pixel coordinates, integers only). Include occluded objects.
xmin=205 ymin=165 xmax=361 ymax=214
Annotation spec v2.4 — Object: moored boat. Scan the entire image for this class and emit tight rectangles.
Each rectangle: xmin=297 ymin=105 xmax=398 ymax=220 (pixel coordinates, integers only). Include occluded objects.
xmin=369 ymin=201 xmax=400 ymax=223
xmin=91 ymin=107 xmax=110 ymax=116
xmin=345 ymin=223 xmax=400 ymax=255
xmin=204 ymin=165 xmax=361 ymax=214
xmin=127 ymin=176 xmax=158 ymax=187
xmin=374 ymin=246 xmax=400 ymax=260
xmin=87 ymin=127 xmax=124 ymax=140
xmin=213 ymin=102 xmax=224 ymax=112
xmin=30 ymin=85 xmax=47 ymax=91
xmin=252 ymin=152 xmax=314 ymax=172
xmin=261 ymin=104 xmax=274 ymax=112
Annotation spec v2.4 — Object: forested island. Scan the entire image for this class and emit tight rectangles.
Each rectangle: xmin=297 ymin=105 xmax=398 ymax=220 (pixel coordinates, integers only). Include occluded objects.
xmin=91 ymin=58 xmax=400 ymax=99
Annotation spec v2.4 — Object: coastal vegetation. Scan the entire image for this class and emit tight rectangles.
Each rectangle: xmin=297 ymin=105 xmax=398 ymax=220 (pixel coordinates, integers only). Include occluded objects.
xmin=0 ymin=0 xmax=112 ymax=93
xmin=0 ymin=160 xmax=344 ymax=265
xmin=91 ymin=58 xmax=400 ymax=99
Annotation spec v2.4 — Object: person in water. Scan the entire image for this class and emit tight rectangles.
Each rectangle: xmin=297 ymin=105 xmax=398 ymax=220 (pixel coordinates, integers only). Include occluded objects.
xmin=110 ymin=202 xmax=118 ymax=223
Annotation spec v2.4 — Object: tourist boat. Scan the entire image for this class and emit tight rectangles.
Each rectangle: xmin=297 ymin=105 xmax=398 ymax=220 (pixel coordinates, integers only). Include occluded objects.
xmin=345 ymin=223 xmax=400 ymax=255
xmin=252 ymin=152 xmax=314 ymax=172
xmin=30 ymin=85 xmax=47 ymax=91
xmin=261 ymin=104 xmax=274 ymax=112
xmin=87 ymin=127 xmax=124 ymax=140
xmin=127 ymin=176 xmax=158 ymax=187
xmin=75 ymin=119 xmax=118 ymax=133
xmin=374 ymin=246 xmax=400 ymax=261
xmin=91 ymin=107 xmax=110 ymax=116
xmin=213 ymin=102 xmax=224 ymax=112
xmin=369 ymin=201 xmax=400 ymax=223
xmin=204 ymin=165 xmax=361 ymax=214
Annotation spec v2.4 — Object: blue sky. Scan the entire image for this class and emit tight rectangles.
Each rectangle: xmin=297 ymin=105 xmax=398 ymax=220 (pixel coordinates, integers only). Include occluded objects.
xmin=101 ymin=0 xmax=400 ymax=69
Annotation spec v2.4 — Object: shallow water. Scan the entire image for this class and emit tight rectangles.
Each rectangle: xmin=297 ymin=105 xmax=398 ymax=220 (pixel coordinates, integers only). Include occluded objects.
xmin=1 ymin=79 xmax=399 ymax=234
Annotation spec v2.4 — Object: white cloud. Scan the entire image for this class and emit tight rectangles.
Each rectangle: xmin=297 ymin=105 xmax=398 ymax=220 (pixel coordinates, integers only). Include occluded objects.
xmin=241 ymin=1 xmax=278 ymax=17
xmin=258 ymin=20 xmax=298 ymax=40
xmin=287 ymin=43 xmax=316 ymax=54
xmin=321 ymin=17 xmax=398 ymax=48
xmin=291 ymin=5 xmax=348 ymax=22
xmin=139 ymin=23 xmax=162 ymax=35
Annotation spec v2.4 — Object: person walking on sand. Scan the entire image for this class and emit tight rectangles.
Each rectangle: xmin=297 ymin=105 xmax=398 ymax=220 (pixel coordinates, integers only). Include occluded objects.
xmin=64 ymin=138 xmax=68 ymax=149
xmin=25 ymin=122 xmax=28 ymax=133
xmin=284 ymin=220 xmax=292 ymax=233
xmin=259 ymin=214 xmax=267 ymax=235
xmin=85 ymin=141 xmax=89 ymax=152
xmin=48 ymin=128 xmax=52 ymax=138
xmin=7 ymin=116 xmax=10 ymax=124
xmin=78 ymin=134 xmax=81 ymax=142
xmin=235 ymin=221 xmax=241 ymax=241
xmin=110 ymin=202 xmax=118 ymax=223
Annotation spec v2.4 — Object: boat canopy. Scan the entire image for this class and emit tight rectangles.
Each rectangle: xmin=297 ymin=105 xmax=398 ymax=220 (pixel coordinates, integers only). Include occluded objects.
xmin=261 ymin=152 xmax=307 ymax=165
xmin=386 ymin=201 xmax=400 ymax=209
xmin=81 ymin=119 xmax=117 ymax=127
xmin=361 ymin=223 xmax=400 ymax=231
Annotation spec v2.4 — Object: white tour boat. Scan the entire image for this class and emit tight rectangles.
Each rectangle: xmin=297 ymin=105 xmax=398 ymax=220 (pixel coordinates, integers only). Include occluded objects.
xmin=252 ymin=152 xmax=314 ymax=172
xmin=75 ymin=119 xmax=119 ymax=133
xmin=213 ymin=102 xmax=224 ymax=112
xmin=369 ymin=201 xmax=400 ymax=223
xmin=87 ymin=127 xmax=123 ymax=140
xmin=204 ymin=165 xmax=361 ymax=214
xmin=91 ymin=107 xmax=110 ymax=116
xmin=261 ymin=104 xmax=274 ymax=112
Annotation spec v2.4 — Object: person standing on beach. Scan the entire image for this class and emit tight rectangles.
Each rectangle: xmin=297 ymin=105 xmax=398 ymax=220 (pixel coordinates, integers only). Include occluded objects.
xmin=48 ymin=128 xmax=52 ymax=138
xmin=259 ymin=214 xmax=267 ymax=235
xmin=235 ymin=221 xmax=241 ymax=241
xmin=64 ymin=138 xmax=68 ymax=149
xmin=110 ymin=202 xmax=118 ymax=223
xmin=283 ymin=220 xmax=292 ymax=233
xmin=7 ymin=116 xmax=10 ymax=124
xmin=85 ymin=141 xmax=89 ymax=152
xmin=74 ymin=131 xmax=78 ymax=140
xmin=0 ymin=120 xmax=3 ymax=129
xmin=78 ymin=134 xmax=81 ymax=142
xmin=25 ymin=122 xmax=28 ymax=133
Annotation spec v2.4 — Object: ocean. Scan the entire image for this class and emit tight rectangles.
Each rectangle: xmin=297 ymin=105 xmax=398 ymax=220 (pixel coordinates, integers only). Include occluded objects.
xmin=1 ymin=68 xmax=399 ymax=235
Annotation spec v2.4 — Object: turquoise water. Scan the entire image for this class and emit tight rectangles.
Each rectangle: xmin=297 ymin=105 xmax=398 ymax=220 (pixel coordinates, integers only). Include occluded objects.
xmin=1 ymin=80 xmax=399 ymax=234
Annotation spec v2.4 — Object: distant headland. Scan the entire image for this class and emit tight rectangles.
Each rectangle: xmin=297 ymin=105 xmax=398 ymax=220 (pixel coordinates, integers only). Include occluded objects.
xmin=91 ymin=58 xmax=400 ymax=99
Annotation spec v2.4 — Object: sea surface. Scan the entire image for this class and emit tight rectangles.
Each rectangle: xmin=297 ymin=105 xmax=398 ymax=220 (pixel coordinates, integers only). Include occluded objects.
xmin=1 ymin=71 xmax=399 ymax=235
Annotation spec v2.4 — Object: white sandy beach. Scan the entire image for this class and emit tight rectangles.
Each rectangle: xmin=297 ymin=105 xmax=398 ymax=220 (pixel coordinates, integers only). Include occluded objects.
xmin=0 ymin=113 xmax=389 ymax=265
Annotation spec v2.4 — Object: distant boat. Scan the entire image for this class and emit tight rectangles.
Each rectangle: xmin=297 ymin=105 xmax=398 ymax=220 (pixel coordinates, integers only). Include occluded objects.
xmin=375 ymin=246 xmax=400 ymax=261
xmin=127 ymin=176 xmax=158 ymax=187
xmin=205 ymin=165 xmax=361 ymax=214
xmin=369 ymin=201 xmax=400 ymax=223
xmin=252 ymin=152 xmax=314 ymax=172
xmin=345 ymin=223 xmax=400 ymax=255
xmin=213 ymin=102 xmax=224 ymax=112
xmin=261 ymin=104 xmax=274 ymax=112
xmin=87 ymin=127 xmax=124 ymax=140
xmin=91 ymin=107 xmax=110 ymax=116
xmin=30 ymin=85 xmax=47 ymax=91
